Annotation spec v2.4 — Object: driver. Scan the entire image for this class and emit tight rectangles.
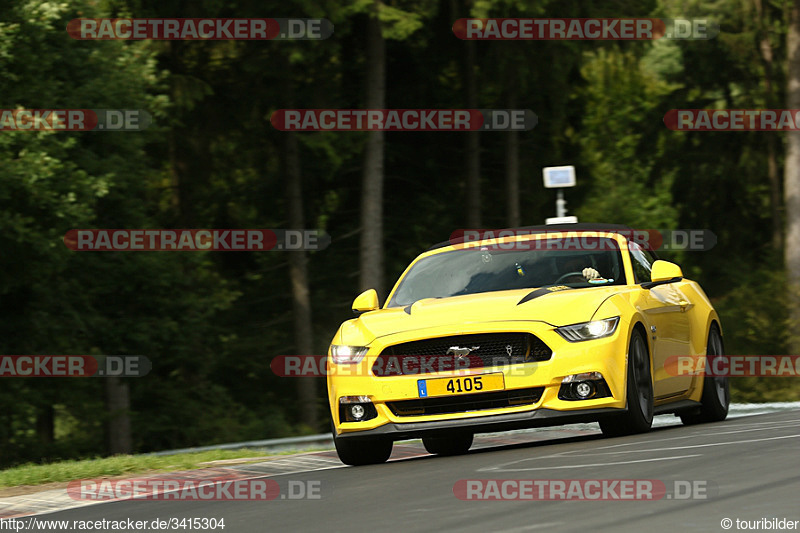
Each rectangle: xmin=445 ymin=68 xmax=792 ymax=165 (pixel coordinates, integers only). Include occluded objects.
xmin=561 ymin=256 xmax=601 ymax=281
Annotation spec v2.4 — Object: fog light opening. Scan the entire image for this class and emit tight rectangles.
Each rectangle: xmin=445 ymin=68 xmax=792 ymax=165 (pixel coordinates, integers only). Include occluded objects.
xmin=338 ymin=397 xmax=378 ymax=423
xmin=558 ymin=373 xmax=610 ymax=401
xmin=350 ymin=404 xmax=366 ymax=420
xmin=575 ymin=381 xmax=595 ymax=399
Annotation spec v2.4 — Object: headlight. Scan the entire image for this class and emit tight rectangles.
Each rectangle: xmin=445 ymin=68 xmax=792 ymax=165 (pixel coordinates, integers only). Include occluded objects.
xmin=330 ymin=345 xmax=369 ymax=364
xmin=555 ymin=317 xmax=620 ymax=342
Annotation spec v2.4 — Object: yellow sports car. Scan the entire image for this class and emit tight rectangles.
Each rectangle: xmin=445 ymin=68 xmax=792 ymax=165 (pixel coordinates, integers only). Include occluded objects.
xmin=327 ymin=224 xmax=728 ymax=465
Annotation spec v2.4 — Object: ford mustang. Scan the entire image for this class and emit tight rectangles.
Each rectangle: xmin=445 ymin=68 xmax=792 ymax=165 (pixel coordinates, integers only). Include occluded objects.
xmin=327 ymin=224 xmax=729 ymax=465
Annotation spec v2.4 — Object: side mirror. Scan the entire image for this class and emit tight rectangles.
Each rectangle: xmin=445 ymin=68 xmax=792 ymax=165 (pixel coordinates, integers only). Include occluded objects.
xmin=641 ymin=260 xmax=683 ymax=289
xmin=352 ymin=289 xmax=380 ymax=315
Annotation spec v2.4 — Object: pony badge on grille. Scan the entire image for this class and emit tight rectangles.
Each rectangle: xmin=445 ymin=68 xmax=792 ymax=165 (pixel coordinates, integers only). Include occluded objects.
xmin=446 ymin=346 xmax=479 ymax=360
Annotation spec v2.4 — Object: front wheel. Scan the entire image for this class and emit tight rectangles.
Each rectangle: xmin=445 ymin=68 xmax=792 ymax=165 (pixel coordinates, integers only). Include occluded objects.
xmin=332 ymin=423 xmax=393 ymax=466
xmin=680 ymin=324 xmax=729 ymax=425
xmin=600 ymin=329 xmax=653 ymax=437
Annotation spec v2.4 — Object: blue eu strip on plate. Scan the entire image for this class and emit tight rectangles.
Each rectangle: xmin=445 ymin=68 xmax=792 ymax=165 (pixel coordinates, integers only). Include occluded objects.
xmin=417 ymin=380 xmax=427 ymax=398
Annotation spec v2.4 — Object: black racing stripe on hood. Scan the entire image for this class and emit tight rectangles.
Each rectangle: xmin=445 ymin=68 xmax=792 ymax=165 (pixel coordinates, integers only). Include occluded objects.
xmin=517 ymin=285 xmax=573 ymax=305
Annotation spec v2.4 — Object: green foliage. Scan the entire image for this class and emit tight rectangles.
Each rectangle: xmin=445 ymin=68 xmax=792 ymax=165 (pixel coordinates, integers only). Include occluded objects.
xmin=574 ymin=47 xmax=681 ymax=229
xmin=715 ymin=267 xmax=800 ymax=402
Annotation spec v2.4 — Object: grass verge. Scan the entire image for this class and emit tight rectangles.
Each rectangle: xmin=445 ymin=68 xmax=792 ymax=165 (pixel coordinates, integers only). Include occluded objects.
xmin=0 ymin=448 xmax=325 ymax=489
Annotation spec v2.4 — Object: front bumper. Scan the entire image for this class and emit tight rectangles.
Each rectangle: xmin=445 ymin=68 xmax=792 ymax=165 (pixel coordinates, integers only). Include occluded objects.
xmin=333 ymin=406 xmax=625 ymax=440
xmin=329 ymin=320 xmax=630 ymax=437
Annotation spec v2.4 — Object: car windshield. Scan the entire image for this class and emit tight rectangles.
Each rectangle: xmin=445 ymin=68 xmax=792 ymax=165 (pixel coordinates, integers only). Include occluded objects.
xmin=387 ymin=236 xmax=626 ymax=307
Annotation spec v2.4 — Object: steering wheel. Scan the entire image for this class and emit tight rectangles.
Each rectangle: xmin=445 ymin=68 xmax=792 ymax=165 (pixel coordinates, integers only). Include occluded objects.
xmin=555 ymin=271 xmax=586 ymax=284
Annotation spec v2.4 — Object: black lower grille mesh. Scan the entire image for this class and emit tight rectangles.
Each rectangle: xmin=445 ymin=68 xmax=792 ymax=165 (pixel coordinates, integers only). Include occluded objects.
xmin=386 ymin=387 xmax=544 ymax=417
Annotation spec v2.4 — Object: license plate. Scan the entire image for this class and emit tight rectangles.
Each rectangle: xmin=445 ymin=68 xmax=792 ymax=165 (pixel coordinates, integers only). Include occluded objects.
xmin=418 ymin=373 xmax=505 ymax=398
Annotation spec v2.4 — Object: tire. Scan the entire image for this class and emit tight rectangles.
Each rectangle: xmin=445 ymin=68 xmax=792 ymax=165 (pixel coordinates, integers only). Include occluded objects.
xmin=422 ymin=432 xmax=474 ymax=456
xmin=680 ymin=324 xmax=730 ymax=425
xmin=600 ymin=328 xmax=654 ymax=437
xmin=332 ymin=423 xmax=393 ymax=466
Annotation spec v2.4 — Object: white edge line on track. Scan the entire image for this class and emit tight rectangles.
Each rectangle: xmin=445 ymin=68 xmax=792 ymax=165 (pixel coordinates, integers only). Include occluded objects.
xmin=482 ymin=433 xmax=800 ymax=472
xmin=479 ymin=454 xmax=703 ymax=472
xmin=555 ymin=422 xmax=800 ymax=455
xmin=495 ymin=521 xmax=565 ymax=532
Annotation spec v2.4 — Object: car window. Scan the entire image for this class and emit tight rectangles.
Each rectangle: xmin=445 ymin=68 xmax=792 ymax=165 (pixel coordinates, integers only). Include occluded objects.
xmin=629 ymin=242 xmax=655 ymax=283
xmin=387 ymin=236 xmax=626 ymax=307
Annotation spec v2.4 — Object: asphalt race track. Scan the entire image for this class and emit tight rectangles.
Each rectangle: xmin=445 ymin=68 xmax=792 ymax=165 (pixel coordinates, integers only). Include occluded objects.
xmin=26 ymin=410 xmax=800 ymax=532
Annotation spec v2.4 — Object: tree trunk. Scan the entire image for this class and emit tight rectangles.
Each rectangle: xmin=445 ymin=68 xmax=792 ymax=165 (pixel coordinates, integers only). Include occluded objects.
xmin=505 ymin=83 xmax=520 ymax=228
xmin=105 ymin=377 xmax=132 ymax=454
xmin=768 ymin=138 xmax=781 ymax=251
xmin=359 ymin=3 xmax=386 ymax=297
xmin=167 ymin=41 xmax=192 ymax=226
xmin=465 ymin=36 xmax=482 ymax=227
xmin=168 ymin=134 xmax=192 ymax=225
xmin=166 ymin=39 xmax=211 ymax=227
xmin=756 ymin=0 xmax=783 ymax=250
xmin=285 ymin=132 xmax=318 ymax=431
xmin=35 ymin=404 xmax=54 ymax=445
xmin=452 ymin=0 xmax=481 ymax=227
xmin=785 ymin=0 xmax=800 ymax=352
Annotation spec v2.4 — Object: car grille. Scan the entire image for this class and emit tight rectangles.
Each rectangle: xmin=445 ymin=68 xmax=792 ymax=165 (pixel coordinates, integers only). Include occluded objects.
xmin=372 ymin=333 xmax=551 ymax=377
xmin=386 ymin=387 xmax=544 ymax=417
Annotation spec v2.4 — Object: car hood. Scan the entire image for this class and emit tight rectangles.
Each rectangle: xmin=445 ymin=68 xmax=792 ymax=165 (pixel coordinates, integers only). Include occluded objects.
xmin=339 ymin=286 xmax=625 ymax=345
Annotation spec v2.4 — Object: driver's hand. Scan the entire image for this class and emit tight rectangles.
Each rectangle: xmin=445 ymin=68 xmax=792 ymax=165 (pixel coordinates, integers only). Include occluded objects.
xmin=582 ymin=267 xmax=600 ymax=280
